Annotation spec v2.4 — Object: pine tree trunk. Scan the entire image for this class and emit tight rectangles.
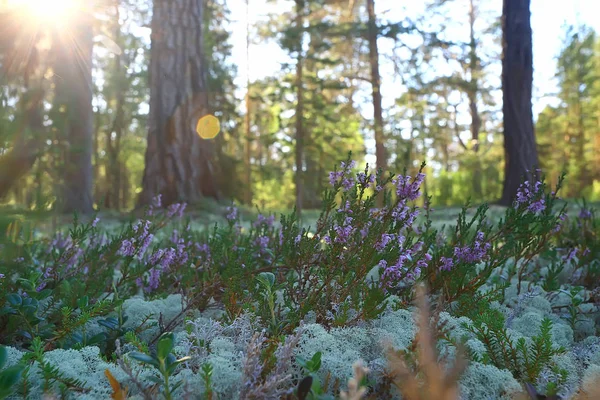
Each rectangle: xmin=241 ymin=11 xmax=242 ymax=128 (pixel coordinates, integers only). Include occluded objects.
xmin=499 ymin=0 xmax=539 ymax=206
xmin=367 ymin=0 xmax=386 ymax=177
xmin=294 ymin=0 xmax=305 ymax=216
xmin=52 ymin=19 xmax=95 ymax=214
xmin=244 ymin=0 xmax=253 ymax=206
xmin=138 ymin=0 xmax=220 ymax=207
xmin=468 ymin=0 xmax=483 ymax=200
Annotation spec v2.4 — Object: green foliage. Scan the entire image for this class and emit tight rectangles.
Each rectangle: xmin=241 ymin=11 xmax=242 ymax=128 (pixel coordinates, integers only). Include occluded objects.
xmin=0 ymin=346 xmax=24 ymax=400
xmin=465 ymin=312 xmax=566 ymax=386
xmin=296 ymin=351 xmax=334 ymax=400
xmin=129 ymin=332 xmax=191 ymax=400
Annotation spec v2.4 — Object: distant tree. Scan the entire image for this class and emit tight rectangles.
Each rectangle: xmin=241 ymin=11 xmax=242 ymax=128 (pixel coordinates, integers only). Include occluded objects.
xmin=51 ymin=10 xmax=95 ymax=214
xmin=138 ymin=0 xmax=220 ymax=207
xmin=294 ymin=0 xmax=306 ymax=215
xmin=0 ymin=6 xmax=46 ymax=200
xmin=499 ymin=0 xmax=539 ymax=205
xmin=366 ymin=0 xmax=386 ymax=183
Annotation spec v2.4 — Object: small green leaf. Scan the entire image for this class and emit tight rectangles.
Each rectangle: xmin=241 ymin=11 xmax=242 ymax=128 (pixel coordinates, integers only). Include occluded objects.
xmin=310 ymin=351 xmax=322 ymax=371
xmin=257 ymin=272 xmax=275 ymax=288
xmin=0 ymin=365 xmax=24 ymax=389
xmin=0 ymin=346 xmax=6 ymax=369
xmin=157 ymin=332 xmax=175 ymax=360
xmin=17 ymin=279 xmax=34 ymax=292
xmin=147 ymin=375 xmax=163 ymax=384
xmin=6 ymin=294 xmax=21 ymax=307
xmin=129 ymin=352 xmax=158 ymax=367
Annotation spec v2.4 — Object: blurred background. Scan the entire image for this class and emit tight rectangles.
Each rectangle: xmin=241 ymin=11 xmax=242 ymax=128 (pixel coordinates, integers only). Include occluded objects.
xmin=0 ymin=0 xmax=599 ymax=220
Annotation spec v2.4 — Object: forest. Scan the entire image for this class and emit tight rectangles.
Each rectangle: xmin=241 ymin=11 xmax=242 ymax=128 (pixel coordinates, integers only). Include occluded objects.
xmin=0 ymin=0 xmax=599 ymax=399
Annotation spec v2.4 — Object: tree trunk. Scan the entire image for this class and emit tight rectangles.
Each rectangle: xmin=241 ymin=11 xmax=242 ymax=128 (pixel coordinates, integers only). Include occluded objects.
xmin=0 ymin=36 xmax=45 ymax=200
xmin=0 ymin=89 xmax=43 ymax=200
xmin=468 ymin=0 xmax=483 ymax=199
xmin=138 ymin=0 xmax=220 ymax=207
xmin=244 ymin=0 xmax=253 ymax=206
xmin=52 ymin=17 xmax=95 ymax=214
xmin=366 ymin=0 xmax=386 ymax=178
xmin=499 ymin=0 xmax=539 ymax=206
xmin=294 ymin=0 xmax=305 ymax=216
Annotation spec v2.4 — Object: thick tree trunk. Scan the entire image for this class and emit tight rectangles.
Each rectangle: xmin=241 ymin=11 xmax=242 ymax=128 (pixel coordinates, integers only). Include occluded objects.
xmin=52 ymin=19 xmax=95 ymax=214
xmin=499 ymin=0 xmax=539 ymax=206
xmin=366 ymin=0 xmax=386 ymax=178
xmin=294 ymin=0 xmax=305 ymax=216
xmin=138 ymin=0 xmax=220 ymax=207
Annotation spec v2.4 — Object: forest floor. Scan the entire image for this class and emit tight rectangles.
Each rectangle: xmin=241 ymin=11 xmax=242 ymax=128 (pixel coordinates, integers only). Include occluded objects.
xmin=1 ymin=199 xmax=598 ymax=241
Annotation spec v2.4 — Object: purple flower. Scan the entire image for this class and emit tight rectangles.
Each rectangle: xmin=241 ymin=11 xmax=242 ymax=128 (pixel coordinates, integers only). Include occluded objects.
xmin=167 ymin=203 xmax=187 ymax=218
xmin=360 ymin=221 xmax=372 ymax=238
xmin=0 ymin=273 xmax=5 ymax=279
xmin=255 ymin=236 xmax=270 ymax=250
xmin=329 ymin=160 xmax=356 ymax=191
xmin=152 ymin=194 xmax=163 ymax=209
xmin=375 ymin=234 xmax=395 ymax=251
xmin=439 ymin=256 xmax=454 ymax=271
xmin=514 ymin=180 xmax=546 ymax=213
xmin=226 ymin=206 xmax=238 ymax=222
xmin=357 ymin=171 xmax=375 ymax=189
xmin=582 ymin=248 xmax=591 ymax=257
xmin=120 ymin=239 xmax=135 ymax=257
xmin=528 ymin=199 xmax=546 ymax=214
xmin=334 ymin=224 xmax=354 ymax=244
xmin=254 ymin=214 xmax=276 ymax=228
xmin=578 ymin=208 xmax=592 ymax=220
xmin=147 ymin=268 xmax=161 ymax=291
xmin=91 ymin=217 xmax=100 ymax=228
xmin=453 ymin=231 xmax=491 ymax=264
xmin=393 ymin=173 xmax=425 ymax=201
xmin=562 ymin=247 xmax=578 ymax=263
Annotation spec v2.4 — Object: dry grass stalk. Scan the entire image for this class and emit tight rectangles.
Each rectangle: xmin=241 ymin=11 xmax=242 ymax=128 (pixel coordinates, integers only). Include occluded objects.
xmin=384 ymin=284 xmax=468 ymax=400
xmin=340 ymin=361 xmax=370 ymax=400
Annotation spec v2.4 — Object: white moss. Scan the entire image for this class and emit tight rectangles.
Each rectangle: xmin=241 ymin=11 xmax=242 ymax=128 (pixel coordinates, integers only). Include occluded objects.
xmin=459 ymin=362 xmax=522 ymax=400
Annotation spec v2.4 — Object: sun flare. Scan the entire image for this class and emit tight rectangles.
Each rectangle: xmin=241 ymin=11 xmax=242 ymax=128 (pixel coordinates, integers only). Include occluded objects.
xmin=4 ymin=0 xmax=80 ymax=25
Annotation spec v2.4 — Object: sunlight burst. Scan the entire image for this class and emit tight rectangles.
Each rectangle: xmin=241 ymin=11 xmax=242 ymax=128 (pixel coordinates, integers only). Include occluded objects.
xmin=5 ymin=0 xmax=80 ymax=25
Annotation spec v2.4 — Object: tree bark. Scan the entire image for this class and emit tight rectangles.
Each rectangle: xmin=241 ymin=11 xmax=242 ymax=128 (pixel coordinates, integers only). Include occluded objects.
xmin=294 ymin=0 xmax=305 ymax=216
xmin=499 ymin=0 xmax=539 ymax=206
xmin=138 ymin=0 xmax=220 ymax=207
xmin=50 ymin=19 xmax=95 ymax=214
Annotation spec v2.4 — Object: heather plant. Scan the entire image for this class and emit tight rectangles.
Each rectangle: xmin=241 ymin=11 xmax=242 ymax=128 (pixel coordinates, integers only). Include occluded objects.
xmin=0 ymin=158 xmax=599 ymax=399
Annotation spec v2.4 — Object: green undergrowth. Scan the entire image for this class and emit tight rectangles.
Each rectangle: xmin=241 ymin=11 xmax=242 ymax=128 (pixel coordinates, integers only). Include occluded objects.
xmin=0 ymin=161 xmax=599 ymax=399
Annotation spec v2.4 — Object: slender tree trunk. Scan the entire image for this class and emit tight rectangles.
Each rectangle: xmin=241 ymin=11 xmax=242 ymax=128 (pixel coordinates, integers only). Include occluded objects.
xmin=244 ymin=0 xmax=253 ymax=206
xmin=499 ymin=0 xmax=539 ymax=206
xmin=468 ymin=0 xmax=483 ymax=199
xmin=93 ymin=112 xmax=102 ymax=206
xmin=138 ymin=0 xmax=220 ymax=207
xmin=121 ymin=163 xmax=130 ymax=210
xmin=110 ymin=2 xmax=124 ymax=210
xmin=294 ymin=0 xmax=305 ymax=216
xmin=366 ymin=0 xmax=386 ymax=179
xmin=302 ymin=26 xmax=323 ymax=210
xmin=0 ymin=64 xmax=45 ymax=199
